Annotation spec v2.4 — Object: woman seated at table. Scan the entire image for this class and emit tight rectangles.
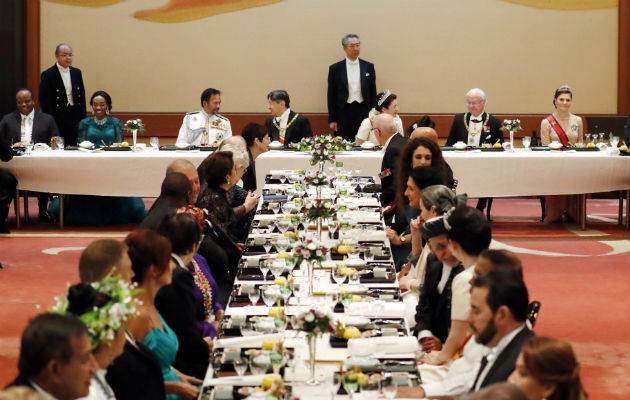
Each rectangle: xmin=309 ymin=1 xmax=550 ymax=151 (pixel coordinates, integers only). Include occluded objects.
xmin=540 ymin=86 xmax=583 ymax=222
xmin=386 ymin=138 xmax=451 ymax=268
xmin=418 ymin=202 xmax=491 ymax=367
xmin=158 ymin=211 xmax=224 ymax=339
xmin=355 ymin=90 xmax=403 ymax=146
xmin=49 ymin=90 xmax=146 ymax=226
xmin=509 ymin=336 xmax=586 ymax=400
xmin=196 ymin=151 xmax=246 ymax=247
xmin=125 ymin=229 xmax=202 ymax=400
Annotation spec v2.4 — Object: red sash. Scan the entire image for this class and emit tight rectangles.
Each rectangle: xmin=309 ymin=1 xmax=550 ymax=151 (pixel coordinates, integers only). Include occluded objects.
xmin=546 ymin=115 xmax=570 ymax=146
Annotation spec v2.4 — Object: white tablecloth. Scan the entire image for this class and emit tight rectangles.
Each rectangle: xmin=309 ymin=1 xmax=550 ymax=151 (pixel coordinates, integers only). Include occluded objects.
xmin=257 ymin=149 xmax=630 ymax=197
xmin=4 ymin=148 xmax=629 ymax=197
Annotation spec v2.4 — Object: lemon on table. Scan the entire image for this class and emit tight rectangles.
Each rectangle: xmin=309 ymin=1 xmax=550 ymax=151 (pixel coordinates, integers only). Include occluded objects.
xmin=268 ymin=307 xmax=282 ymax=317
xmin=357 ymin=373 xmax=368 ymax=386
xmin=352 ymin=295 xmax=362 ymax=302
xmin=587 ymin=142 xmax=596 ymax=148
xmin=276 ymin=252 xmax=287 ymax=259
xmin=493 ymin=142 xmax=502 ymax=148
xmin=261 ymin=374 xmax=281 ymax=390
xmin=620 ymin=144 xmax=628 ymax=151
xmin=262 ymin=340 xmax=276 ymax=351
xmin=121 ymin=142 xmax=129 ymax=147
xmin=343 ymin=327 xmax=361 ymax=339
xmin=284 ymin=231 xmax=296 ymax=237
xmin=337 ymin=245 xmax=351 ymax=254
xmin=274 ymin=276 xmax=287 ymax=285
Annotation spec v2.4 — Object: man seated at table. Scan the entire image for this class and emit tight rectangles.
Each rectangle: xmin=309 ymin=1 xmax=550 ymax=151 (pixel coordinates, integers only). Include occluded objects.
xmin=410 ymin=126 xmax=439 ymax=143
xmin=265 ymin=90 xmax=312 ymax=146
xmin=176 ymin=88 xmax=231 ymax=146
xmin=0 ymin=89 xmax=60 ymax=222
xmin=7 ymin=313 xmax=98 ymax=399
xmin=241 ymin=122 xmax=270 ymax=193
xmin=140 ymin=172 xmax=193 ymax=230
xmin=445 ymin=88 xmax=502 ymax=216
xmin=373 ymin=113 xmax=407 ymax=206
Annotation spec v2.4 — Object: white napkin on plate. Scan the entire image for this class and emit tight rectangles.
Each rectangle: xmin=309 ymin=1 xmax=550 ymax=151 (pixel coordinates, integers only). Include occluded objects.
xmin=203 ymin=374 xmax=268 ymax=387
xmin=215 ymin=333 xmax=284 ymax=349
xmin=348 ymin=336 xmax=419 ymax=356
xmin=346 ymin=302 xmax=406 ymax=317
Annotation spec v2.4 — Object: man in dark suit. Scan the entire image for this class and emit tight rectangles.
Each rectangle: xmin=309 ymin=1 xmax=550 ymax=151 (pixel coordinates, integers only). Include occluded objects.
xmin=327 ymin=34 xmax=377 ymax=141
xmin=0 ymin=127 xmax=15 ymax=233
xmin=469 ymin=270 xmax=534 ymax=391
xmin=0 ymin=89 xmax=60 ymax=222
xmin=265 ymin=90 xmax=313 ymax=146
xmin=7 ymin=313 xmax=98 ymax=398
xmin=77 ymin=239 xmax=166 ymax=400
xmin=445 ymin=88 xmax=502 ymax=217
xmin=374 ymin=113 xmax=407 ymax=206
xmin=39 ymin=43 xmax=86 ymax=146
xmin=414 ymin=228 xmax=464 ymax=352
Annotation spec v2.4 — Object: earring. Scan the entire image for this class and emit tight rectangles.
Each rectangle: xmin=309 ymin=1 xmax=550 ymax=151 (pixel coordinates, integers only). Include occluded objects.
xmin=106 ymin=109 xmax=110 ymax=115
xmin=92 ymin=110 xmax=95 ymax=116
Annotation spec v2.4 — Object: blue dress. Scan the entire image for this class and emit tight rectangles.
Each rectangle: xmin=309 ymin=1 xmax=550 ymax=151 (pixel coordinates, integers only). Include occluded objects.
xmin=49 ymin=117 xmax=146 ymax=226
xmin=144 ymin=314 xmax=184 ymax=400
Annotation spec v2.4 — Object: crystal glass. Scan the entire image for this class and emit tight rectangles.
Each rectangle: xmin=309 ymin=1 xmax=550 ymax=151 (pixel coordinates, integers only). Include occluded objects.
xmin=150 ymin=137 xmax=159 ymax=149
xmin=279 ymin=284 xmax=292 ymax=304
xmin=279 ymin=175 xmax=287 ymax=184
xmin=269 ymin=260 xmax=285 ymax=279
xmin=287 ymin=174 xmax=297 ymax=184
xmin=382 ymin=376 xmax=398 ymax=400
xmin=522 ymin=136 xmax=531 ymax=150
xmin=262 ymin=286 xmax=279 ymax=307
xmin=585 ymin=133 xmax=591 ymax=143
xmin=327 ymin=218 xmax=339 ymax=239
xmin=599 ymin=132 xmax=605 ymax=143
xmin=349 ymin=272 xmax=360 ymax=286
xmin=285 ymin=254 xmax=298 ymax=272
xmin=249 ymin=354 xmax=270 ymax=375
xmin=363 ymin=246 xmax=376 ymax=262
xmin=276 ymin=218 xmax=291 ymax=234
xmin=233 ymin=357 xmax=248 ymax=376
xmin=332 ymin=267 xmax=347 ymax=285
xmin=248 ymin=288 xmax=260 ymax=306
xmin=263 ymin=238 xmax=273 ymax=255
xmin=260 ymin=258 xmax=271 ymax=281
xmin=342 ymin=375 xmax=359 ymax=400
xmin=610 ymin=135 xmax=620 ymax=148
xmin=269 ymin=202 xmax=280 ymax=214
xmin=274 ymin=236 xmax=289 ymax=253
xmin=56 ymin=136 xmax=65 ymax=150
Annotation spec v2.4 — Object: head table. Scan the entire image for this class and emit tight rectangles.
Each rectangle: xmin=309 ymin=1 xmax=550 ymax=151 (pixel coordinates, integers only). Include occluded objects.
xmin=3 ymin=148 xmax=629 ymax=229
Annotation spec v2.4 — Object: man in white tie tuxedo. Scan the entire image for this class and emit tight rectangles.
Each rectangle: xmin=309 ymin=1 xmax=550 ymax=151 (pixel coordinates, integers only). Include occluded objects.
xmin=264 ymin=90 xmax=312 ymax=147
xmin=0 ymin=89 xmax=60 ymax=224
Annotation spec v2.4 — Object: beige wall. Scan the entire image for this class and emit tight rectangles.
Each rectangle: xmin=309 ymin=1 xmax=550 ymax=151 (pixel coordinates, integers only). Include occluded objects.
xmin=41 ymin=0 xmax=618 ymax=114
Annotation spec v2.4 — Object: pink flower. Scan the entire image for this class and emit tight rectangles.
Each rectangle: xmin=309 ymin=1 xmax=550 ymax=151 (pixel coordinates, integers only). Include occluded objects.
xmin=313 ymin=326 xmax=321 ymax=333
xmin=316 ymin=250 xmax=322 ymax=257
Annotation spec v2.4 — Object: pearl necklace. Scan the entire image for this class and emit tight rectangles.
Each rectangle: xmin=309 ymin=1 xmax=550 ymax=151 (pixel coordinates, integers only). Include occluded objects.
xmin=94 ymin=117 xmax=107 ymax=126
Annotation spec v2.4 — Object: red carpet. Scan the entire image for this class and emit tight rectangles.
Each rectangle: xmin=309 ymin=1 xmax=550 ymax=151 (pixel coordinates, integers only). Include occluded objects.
xmin=0 ymin=199 xmax=628 ymax=398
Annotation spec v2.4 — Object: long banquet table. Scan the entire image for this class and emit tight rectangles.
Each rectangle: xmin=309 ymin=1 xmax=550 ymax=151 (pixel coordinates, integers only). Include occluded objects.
xmin=4 ymin=148 xmax=629 ymax=229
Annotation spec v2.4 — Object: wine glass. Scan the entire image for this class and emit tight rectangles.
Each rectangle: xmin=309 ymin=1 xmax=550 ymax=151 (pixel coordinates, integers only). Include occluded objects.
xmin=274 ymin=236 xmax=289 ymax=253
xmin=260 ymin=259 xmax=271 ymax=282
xmin=269 ymin=202 xmax=280 ymax=215
xmin=382 ymin=376 xmax=398 ymax=400
xmin=327 ymin=218 xmax=339 ymax=239
xmin=285 ymin=253 xmax=298 ymax=272
xmin=233 ymin=357 xmax=248 ymax=376
xmin=599 ymin=132 xmax=605 ymax=143
xmin=261 ymin=286 xmax=279 ymax=307
xmin=522 ymin=136 xmax=531 ymax=151
xmin=329 ymin=373 xmax=342 ymax=399
xmin=149 ymin=137 xmax=159 ymax=150
xmin=279 ymin=175 xmax=287 ymax=184
xmin=249 ymin=354 xmax=270 ymax=375
xmin=342 ymin=374 xmax=359 ymax=400
xmin=263 ymin=238 xmax=274 ymax=255
xmin=363 ymin=246 xmax=375 ymax=262
xmin=248 ymin=287 xmax=260 ymax=306
xmin=611 ymin=135 xmax=620 ymax=148
xmin=585 ymin=133 xmax=591 ymax=144
xmin=269 ymin=260 xmax=285 ymax=280
xmin=276 ymin=219 xmax=291 ymax=234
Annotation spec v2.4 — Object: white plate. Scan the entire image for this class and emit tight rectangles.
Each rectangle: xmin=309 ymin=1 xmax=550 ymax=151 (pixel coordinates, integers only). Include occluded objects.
xmin=360 ymin=142 xmax=375 ymax=149
xmin=342 ymin=315 xmax=371 ymax=328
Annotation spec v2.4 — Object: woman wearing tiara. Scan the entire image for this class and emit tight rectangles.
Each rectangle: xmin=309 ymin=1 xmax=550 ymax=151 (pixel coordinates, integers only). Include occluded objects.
xmin=354 ymin=90 xmax=404 ymax=145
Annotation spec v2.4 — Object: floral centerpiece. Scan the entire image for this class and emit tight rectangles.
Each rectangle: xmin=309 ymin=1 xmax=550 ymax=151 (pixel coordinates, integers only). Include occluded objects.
xmin=293 ymin=307 xmax=335 ymax=386
xmin=302 ymin=199 xmax=336 ymax=222
xmin=297 ymin=135 xmax=353 ymax=166
xmin=123 ymin=118 xmax=146 ymax=148
xmin=304 ymin=171 xmax=335 ymax=187
xmin=500 ymin=119 xmax=522 ymax=151
xmin=291 ymin=239 xmax=328 ymax=297
xmin=50 ymin=270 xmax=141 ymax=348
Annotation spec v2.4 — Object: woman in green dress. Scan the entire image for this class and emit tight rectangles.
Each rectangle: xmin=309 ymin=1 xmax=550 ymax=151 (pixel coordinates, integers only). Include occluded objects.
xmin=50 ymin=91 xmax=146 ymax=226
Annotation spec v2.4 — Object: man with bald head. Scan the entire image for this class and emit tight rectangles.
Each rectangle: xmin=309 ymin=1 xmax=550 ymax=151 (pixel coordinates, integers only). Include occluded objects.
xmin=374 ymin=113 xmax=407 ymax=206
xmin=166 ymin=159 xmax=201 ymax=204
xmin=410 ymin=127 xmax=439 ymax=144
xmin=0 ymin=89 xmax=60 ymax=223
xmin=39 ymin=43 xmax=86 ymax=146
xmin=446 ymin=88 xmax=502 ymax=217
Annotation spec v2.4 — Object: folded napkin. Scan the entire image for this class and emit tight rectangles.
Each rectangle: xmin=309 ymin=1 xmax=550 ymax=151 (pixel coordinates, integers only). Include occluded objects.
xmin=203 ymin=374 xmax=268 ymax=387
xmin=357 ymin=230 xmax=387 ymax=242
xmin=215 ymin=333 xmax=284 ymax=349
xmin=345 ymin=301 xmax=406 ymax=317
xmin=344 ymin=211 xmax=381 ymax=223
xmin=348 ymin=336 xmax=419 ymax=356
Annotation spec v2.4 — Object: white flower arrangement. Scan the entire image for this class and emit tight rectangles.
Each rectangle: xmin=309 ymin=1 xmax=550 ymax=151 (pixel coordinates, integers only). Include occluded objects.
xmin=123 ymin=118 xmax=146 ymax=134
xmin=296 ymin=135 xmax=353 ymax=165
xmin=500 ymin=119 xmax=523 ymax=133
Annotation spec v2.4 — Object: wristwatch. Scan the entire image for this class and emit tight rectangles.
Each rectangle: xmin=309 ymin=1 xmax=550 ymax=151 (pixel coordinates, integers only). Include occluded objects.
xmin=400 ymin=234 xmax=407 ymax=243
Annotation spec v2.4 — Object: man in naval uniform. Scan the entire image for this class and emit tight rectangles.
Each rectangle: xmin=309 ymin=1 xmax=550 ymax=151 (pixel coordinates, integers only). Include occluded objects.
xmin=445 ymin=88 xmax=502 ymax=218
xmin=265 ymin=90 xmax=312 ymax=146
xmin=176 ymin=88 xmax=232 ymax=146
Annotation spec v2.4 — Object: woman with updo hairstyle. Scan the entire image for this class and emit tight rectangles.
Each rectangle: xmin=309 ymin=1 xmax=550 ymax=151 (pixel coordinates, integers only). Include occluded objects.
xmin=418 ymin=202 xmax=491 ymax=366
xmin=78 ymin=90 xmax=123 ymax=145
xmin=406 ymin=115 xmax=436 ymax=137
xmin=509 ymin=337 xmax=587 ymax=400
xmin=355 ymin=90 xmax=404 ymax=145
xmin=125 ymin=229 xmax=202 ymax=400
xmin=541 ymin=85 xmax=583 ymax=146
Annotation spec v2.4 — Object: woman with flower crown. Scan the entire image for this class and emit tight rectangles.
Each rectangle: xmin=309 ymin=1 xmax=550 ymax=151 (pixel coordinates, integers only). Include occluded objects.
xmin=51 ymin=273 xmax=139 ymax=400
xmin=124 ymin=229 xmax=202 ymax=400
xmin=354 ymin=90 xmax=404 ymax=146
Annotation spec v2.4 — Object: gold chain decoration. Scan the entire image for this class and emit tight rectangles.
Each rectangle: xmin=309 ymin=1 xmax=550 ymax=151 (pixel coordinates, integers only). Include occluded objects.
xmin=463 ymin=112 xmax=490 ymax=137
xmin=273 ymin=113 xmax=300 ymax=139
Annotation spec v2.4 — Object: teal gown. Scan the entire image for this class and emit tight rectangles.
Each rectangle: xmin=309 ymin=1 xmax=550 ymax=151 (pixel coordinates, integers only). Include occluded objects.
xmin=49 ymin=117 xmax=146 ymax=226
xmin=144 ymin=314 xmax=185 ymax=400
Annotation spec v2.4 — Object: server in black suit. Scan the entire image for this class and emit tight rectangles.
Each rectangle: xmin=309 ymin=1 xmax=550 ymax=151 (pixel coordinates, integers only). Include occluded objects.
xmin=265 ymin=90 xmax=313 ymax=146
xmin=39 ymin=43 xmax=86 ymax=146
xmin=0 ymin=89 xmax=60 ymax=222
xmin=327 ymin=34 xmax=377 ymax=141
xmin=0 ymin=125 xmax=16 ymax=233
xmin=445 ymin=88 xmax=502 ymax=216
xmin=374 ymin=113 xmax=407 ymax=206
xmin=469 ymin=270 xmax=534 ymax=391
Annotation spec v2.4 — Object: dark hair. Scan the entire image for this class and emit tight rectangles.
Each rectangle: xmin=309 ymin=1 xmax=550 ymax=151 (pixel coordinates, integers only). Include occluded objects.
xmin=18 ymin=313 xmax=88 ymax=378
xmin=200 ymin=88 xmax=221 ymax=107
xmin=125 ymin=229 xmax=172 ymax=284
xmin=409 ymin=166 xmax=443 ymax=191
xmin=472 ymin=269 xmax=528 ymax=322
xmin=54 ymin=43 xmax=70 ymax=56
xmin=461 ymin=382 xmax=528 ymax=400
xmin=78 ymin=239 xmax=128 ymax=283
xmin=478 ymin=249 xmax=523 ymax=278
xmin=521 ymin=337 xmax=586 ymax=400
xmin=267 ymin=90 xmax=290 ymax=108
xmin=395 ymin=138 xmax=449 ymax=210
xmin=157 ymin=213 xmax=201 ymax=256
xmin=406 ymin=115 xmax=435 ymax=136
xmin=203 ymin=151 xmax=234 ymax=187
xmin=16 ymin=88 xmax=32 ymax=98
xmin=90 ymin=90 xmax=113 ymax=111
xmin=375 ymin=91 xmax=397 ymax=112
xmin=160 ymin=172 xmax=192 ymax=201
xmin=446 ymin=204 xmax=491 ymax=256
xmin=241 ymin=122 xmax=268 ymax=148
xmin=553 ymin=85 xmax=573 ymax=108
